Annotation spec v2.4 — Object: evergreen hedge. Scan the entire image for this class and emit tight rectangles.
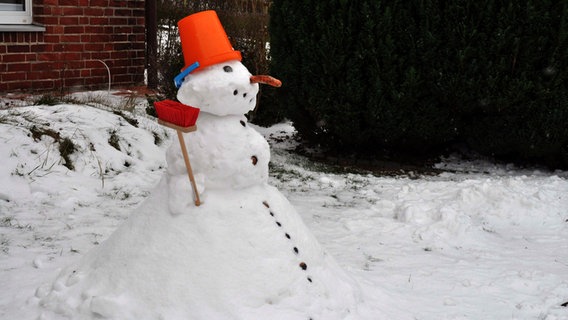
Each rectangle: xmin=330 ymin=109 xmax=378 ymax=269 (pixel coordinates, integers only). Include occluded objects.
xmin=269 ymin=0 xmax=568 ymax=168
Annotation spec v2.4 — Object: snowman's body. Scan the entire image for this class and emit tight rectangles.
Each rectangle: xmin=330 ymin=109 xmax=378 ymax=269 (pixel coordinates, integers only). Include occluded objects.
xmin=167 ymin=113 xmax=269 ymax=196
xmin=36 ymin=60 xmax=363 ymax=319
xmin=166 ymin=60 xmax=271 ymax=212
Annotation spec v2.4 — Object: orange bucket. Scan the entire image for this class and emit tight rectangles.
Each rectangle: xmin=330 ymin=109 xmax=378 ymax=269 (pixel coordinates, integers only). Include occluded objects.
xmin=178 ymin=10 xmax=242 ymax=74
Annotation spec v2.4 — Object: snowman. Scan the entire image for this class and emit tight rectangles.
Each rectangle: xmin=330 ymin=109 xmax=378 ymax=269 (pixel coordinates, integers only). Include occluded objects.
xmin=36 ymin=10 xmax=363 ymax=320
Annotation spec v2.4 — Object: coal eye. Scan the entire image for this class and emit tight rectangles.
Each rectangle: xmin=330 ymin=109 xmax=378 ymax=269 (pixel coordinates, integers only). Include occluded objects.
xmin=233 ymin=89 xmax=238 ymax=95
xmin=223 ymin=66 xmax=233 ymax=73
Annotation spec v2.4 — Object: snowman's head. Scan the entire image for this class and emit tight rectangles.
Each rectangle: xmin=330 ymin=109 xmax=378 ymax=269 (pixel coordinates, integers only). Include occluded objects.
xmin=177 ymin=60 xmax=259 ymax=116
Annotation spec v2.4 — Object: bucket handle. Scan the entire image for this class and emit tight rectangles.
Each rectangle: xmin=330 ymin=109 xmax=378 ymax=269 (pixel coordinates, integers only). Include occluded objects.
xmin=174 ymin=61 xmax=200 ymax=88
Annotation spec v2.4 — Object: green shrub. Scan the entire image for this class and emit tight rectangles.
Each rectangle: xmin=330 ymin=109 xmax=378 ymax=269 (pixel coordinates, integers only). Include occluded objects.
xmin=156 ymin=0 xmax=187 ymax=99
xmin=453 ymin=2 xmax=568 ymax=168
xmin=270 ymin=0 xmax=568 ymax=168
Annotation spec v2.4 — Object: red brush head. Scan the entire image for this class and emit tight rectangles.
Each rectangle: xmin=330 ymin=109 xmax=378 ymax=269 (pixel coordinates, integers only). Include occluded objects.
xmin=154 ymin=100 xmax=200 ymax=127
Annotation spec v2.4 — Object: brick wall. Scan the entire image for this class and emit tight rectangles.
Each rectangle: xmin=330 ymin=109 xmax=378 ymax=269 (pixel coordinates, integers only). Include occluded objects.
xmin=0 ymin=0 xmax=146 ymax=93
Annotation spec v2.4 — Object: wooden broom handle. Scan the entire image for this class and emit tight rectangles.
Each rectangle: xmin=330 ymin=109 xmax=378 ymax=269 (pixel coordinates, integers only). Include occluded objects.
xmin=176 ymin=130 xmax=201 ymax=206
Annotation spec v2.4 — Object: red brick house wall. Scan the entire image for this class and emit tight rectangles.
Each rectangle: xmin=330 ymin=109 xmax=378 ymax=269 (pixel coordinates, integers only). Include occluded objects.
xmin=0 ymin=0 xmax=146 ymax=93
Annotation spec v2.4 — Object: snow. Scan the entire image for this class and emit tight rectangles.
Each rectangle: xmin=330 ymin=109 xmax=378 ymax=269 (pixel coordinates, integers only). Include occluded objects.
xmin=0 ymin=96 xmax=567 ymax=319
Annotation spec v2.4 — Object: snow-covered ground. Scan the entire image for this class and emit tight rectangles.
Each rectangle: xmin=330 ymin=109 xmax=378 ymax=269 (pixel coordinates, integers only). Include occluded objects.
xmin=0 ymin=94 xmax=567 ymax=319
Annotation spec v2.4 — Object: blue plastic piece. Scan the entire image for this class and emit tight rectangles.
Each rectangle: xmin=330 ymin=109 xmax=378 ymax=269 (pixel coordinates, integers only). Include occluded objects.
xmin=174 ymin=61 xmax=200 ymax=88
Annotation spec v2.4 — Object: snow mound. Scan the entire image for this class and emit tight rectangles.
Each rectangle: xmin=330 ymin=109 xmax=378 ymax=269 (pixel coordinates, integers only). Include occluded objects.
xmin=36 ymin=184 xmax=363 ymax=320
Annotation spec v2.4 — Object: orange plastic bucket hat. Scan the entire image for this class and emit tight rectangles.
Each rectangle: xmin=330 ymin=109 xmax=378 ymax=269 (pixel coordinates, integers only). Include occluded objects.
xmin=174 ymin=10 xmax=242 ymax=87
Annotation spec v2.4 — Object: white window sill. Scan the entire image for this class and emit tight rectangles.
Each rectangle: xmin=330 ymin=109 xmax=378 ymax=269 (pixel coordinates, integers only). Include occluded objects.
xmin=0 ymin=23 xmax=45 ymax=32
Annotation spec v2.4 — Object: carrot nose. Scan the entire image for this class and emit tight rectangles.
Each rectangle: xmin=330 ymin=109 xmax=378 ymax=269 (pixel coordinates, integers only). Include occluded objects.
xmin=250 ymin=75 xmax=282 ymax=87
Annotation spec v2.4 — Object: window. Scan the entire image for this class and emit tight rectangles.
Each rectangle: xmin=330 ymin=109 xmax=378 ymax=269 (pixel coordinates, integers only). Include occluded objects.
xmin=0 ymin=0 xmax=32 ymax=24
